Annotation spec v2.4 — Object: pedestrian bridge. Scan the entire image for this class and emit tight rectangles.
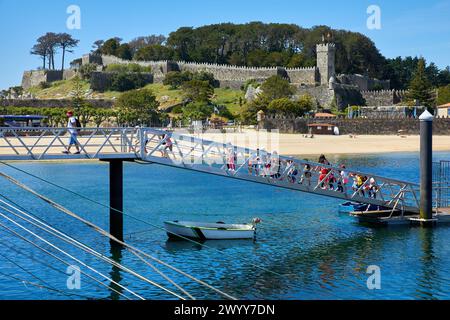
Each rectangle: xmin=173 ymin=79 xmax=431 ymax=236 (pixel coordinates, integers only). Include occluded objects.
xmin=0 ymin=127 xmax=421 ymax=213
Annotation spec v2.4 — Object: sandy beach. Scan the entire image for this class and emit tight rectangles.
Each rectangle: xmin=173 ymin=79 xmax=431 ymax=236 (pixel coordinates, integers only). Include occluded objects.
xmin=0 ymin=130 xmax=449 ymax=159
xmin=192 ymin=131 xmax=450 ymax=156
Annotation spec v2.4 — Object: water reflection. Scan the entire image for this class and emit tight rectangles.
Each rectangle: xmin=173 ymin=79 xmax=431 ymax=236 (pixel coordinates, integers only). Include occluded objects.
xmin=164 ymin=238 xmax=256 ymax=253
xmin=415 ymin=227 xmax=437 ymax=300
xmin=108 ymin=244 xmax=124 ymax=300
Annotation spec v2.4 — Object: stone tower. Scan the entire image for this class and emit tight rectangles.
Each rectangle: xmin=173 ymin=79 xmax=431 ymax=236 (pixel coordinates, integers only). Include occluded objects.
xmin=316 ymin=42 xmax=336 ymax=86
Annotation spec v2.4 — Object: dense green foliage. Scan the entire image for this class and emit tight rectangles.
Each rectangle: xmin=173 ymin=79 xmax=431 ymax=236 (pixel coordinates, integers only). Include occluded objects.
xmin=259 ymin=76 xmax=295 ymax=100
xmin=114 ymin=88 xmax=160 ymax=126
xmin=79 ymin=63 xmax=97 ymax=80
xmin=103 ymin=65 xmax=153 ymax=92
xmin=241 ymin=75 xmax=314 ymax=123
xmin=92 ymin=23 xmax=449 ymax=91
xmin=0 ymin=106 xmax=114 ymax=127
xmin=181 ymin=80 xmax=214 ymax=103
xmin=135 ymin=44 xmax=175 ymax=61
xmin=437 ymin=85 xmax=450 ymax=106
xmin=182 ymin=102 xmax=214 ymax=121
xmin=383 ymin=57 xmax=450 ymax=90
xmin=267 ymin=96 xmax=313 ymax=117
xmin=109 ymin=73 xmax=147 ymax=92
xmin=105 ymin=63 xmax=152 ymax=73
xmin=163 ymin=70 xmax=217 ymax=89
xmin=31 ymin=32 xmax=79 ymax=71
xmin=163 ymin=71 xmax=193 ymax=89
xmin=406 ymin=59 xmax=435 ymax=107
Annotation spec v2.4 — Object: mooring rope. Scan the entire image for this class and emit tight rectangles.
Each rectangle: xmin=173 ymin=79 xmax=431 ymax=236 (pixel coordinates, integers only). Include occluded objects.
xmin=0 ymin=196 xmax=194 ymax=300
xmin=0 ymin=161 xmax=287 ymax=278
xmin=0 ymin=270 xmax=89 ymax=300
xmin=0 ymin=220 xmax=133 ymax=300
xmin=0 ymin=235 xmax=115 ymax=299
xmin=0 ymin=171 xmax=237 ymax=300
xmin=0 ymin=214 xmax=145 ymax=300
xmin=0 ymin=251 xmax=97 ymax=300
xmin=0 ymin=199 xmax=193 ymax=300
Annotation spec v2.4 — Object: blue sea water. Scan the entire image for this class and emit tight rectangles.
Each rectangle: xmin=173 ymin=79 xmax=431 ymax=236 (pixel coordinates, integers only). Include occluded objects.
xmin=0 ymin=152 xmax=449 ymax=300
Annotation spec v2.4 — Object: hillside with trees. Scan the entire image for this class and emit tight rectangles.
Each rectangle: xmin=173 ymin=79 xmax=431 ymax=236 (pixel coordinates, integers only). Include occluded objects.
xmin=90 ymin=22 xmax=449 ymax=90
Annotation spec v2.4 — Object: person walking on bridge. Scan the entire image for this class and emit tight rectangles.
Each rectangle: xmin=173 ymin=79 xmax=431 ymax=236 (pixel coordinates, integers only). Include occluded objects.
xmin=62 ymin=110 xmax=81 ymax=154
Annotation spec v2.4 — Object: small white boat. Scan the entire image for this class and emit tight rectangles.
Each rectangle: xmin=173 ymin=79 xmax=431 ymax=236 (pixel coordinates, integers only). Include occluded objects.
xmin=164 ymin=219 xmax=261 ymax=241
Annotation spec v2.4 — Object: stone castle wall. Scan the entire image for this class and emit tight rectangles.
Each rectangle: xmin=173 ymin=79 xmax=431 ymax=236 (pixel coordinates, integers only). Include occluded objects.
xmin=337 ymin=74 xmax=390 ymax=91
xmin=361 ymin=89 xmax=407 ymax=106
xmin=286 ymin=68 xmax=318 ymax=85
xmin=22 ymin=69 xmax=79 ymax=90
xmin=296 ymin=86 xmax=335 ymax=108
xmin=264 ymin=116 xmax=450 ymax=135
xmin=86 ymin=54 xmax=318 ymax=88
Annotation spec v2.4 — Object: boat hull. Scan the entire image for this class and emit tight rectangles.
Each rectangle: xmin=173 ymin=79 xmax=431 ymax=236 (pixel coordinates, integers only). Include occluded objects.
xmin=164 ymin=221 xmax=255 ymax=240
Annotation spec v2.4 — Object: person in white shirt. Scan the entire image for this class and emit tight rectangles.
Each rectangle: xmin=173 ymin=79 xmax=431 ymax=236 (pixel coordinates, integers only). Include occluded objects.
xmin=63 ymin=110 xmax=80 ymax=154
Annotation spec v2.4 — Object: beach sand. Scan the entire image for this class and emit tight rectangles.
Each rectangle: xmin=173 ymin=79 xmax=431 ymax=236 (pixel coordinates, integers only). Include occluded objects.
xmin=0 ymin=131 xmax=449 ymax=158
xmin=192 ymin=131 xmax=450 ymax=156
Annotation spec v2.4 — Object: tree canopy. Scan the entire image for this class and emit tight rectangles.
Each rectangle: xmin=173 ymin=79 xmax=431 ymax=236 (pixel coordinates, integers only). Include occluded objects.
xmin=114 ymin=88 xmax=160 ymax=126
xmin=407 ymin=58 xmax=435 ymax=107
xmin=31 ymin=32 xmax=79 ymax=70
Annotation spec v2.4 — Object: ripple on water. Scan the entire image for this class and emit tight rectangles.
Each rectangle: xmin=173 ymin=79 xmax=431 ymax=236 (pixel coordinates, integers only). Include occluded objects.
xmin=0 ymin=152 xmax=449 ymax=299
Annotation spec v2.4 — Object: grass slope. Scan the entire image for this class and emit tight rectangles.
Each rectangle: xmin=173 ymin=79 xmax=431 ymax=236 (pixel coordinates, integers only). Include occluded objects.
xmin=26 ymin=80 xmax=245 ymax=116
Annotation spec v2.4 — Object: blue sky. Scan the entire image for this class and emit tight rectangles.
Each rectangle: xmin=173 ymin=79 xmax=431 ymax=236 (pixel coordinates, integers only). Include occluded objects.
xmin=0 ymin=0 xmax=449 ymax=90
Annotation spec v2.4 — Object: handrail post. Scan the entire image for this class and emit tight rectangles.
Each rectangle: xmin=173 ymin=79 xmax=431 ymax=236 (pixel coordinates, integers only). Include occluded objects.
xmin=139 ymin=128 xmax=146 ymax=159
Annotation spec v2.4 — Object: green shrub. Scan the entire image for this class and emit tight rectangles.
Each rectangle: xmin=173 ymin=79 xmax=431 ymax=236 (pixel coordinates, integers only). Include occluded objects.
xmin=110 ymin=72 xmax=147 ymax=92
xmin=182 ymin=102 xmax=214 ymax=121
xmin=79 ymin=63 xmax=97 ymax=80
xmin=39 ymin=81 xmax=51 ymax=89
xmin=163 ymin=71 xmax=193 ymax=89
xmin=181 ymin=80 xmax=214 ymax=103
xmin=114 ymin=88 xmax=160 ymax=126
xmin=105 ymin=63 xmax=151 ymax=73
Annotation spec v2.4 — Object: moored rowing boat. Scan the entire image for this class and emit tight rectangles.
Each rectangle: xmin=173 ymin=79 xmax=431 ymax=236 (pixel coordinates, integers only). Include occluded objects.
xmin=164 ymin=220 xmax=260 ymax=240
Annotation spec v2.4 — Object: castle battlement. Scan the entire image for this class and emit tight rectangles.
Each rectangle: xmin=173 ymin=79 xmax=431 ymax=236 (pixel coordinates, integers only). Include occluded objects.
xmin=316 ymin=42 xmax=336 ymax=50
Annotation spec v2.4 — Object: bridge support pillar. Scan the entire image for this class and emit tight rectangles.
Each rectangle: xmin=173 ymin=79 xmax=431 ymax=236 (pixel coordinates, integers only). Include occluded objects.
xmin=100 ymin=156 xmax=135 ymax=245
xmin=109 ymin=159 xmax=124 ymax=244
xmin=419 ymin=110 xmax=434 ymax=226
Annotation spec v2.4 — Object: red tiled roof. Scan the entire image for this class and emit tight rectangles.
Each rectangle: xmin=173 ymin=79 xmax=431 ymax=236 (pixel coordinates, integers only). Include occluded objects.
xmin=437 ymin=103 xmax=450 ymax=108
xmin=314 ymin=113 xmax=337 ymax=118
xmin=307 ymin=123 xmax=334 ymax=127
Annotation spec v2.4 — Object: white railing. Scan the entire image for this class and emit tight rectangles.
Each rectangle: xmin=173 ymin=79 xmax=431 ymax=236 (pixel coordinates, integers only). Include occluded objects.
xmin=139 ymin=128 xmax=421 ymax=213
xmin=0 ymin=127 xmax=421 ymax=212
xmin=0 ymin=127 xmax=138 ymax=160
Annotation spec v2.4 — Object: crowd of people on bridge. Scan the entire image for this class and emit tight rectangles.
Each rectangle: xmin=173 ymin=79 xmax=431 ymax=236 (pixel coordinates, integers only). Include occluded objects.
xmin=224 ymin=149 xmax=380 ymax=199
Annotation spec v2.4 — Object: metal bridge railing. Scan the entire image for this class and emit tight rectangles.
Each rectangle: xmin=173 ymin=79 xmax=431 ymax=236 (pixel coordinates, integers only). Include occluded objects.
xmin=139 ymin=128 xmax=421 ymax=213
xmin=0 ymin=126 xmax=422 ymax=212
xmin=0 ymin=127 xmax=138 ymax=160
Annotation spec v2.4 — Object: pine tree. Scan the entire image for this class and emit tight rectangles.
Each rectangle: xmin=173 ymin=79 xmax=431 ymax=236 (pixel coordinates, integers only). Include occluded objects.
xmin=407 ymin=58 xmax=435 ymax=107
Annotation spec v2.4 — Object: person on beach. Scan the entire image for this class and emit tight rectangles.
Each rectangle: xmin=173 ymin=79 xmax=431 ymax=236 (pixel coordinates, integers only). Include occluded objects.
xmin=62 ymin=110 xmax=80 ymax=154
